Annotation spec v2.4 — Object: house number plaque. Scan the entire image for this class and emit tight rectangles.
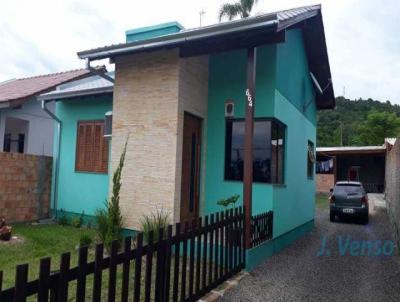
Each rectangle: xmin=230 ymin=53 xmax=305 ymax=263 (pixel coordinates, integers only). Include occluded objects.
xmin=246 ymin=89 xmax=253 ymax=107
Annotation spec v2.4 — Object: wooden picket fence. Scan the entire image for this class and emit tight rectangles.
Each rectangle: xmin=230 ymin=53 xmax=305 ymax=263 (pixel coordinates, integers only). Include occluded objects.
xmin=250 ymin=211 xmax=273 ymax=247
xmin=0 ymin=207 xmax=250 ymax=302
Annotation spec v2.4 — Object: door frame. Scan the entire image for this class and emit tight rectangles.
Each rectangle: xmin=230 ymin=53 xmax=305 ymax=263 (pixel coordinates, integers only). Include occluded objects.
xmin=180 ymin=111 xmax=203 ymax=223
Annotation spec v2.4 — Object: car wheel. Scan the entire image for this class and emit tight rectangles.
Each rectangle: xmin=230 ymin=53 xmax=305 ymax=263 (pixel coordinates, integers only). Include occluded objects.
xmin=330 ymin=212 xmax=335 ymax=222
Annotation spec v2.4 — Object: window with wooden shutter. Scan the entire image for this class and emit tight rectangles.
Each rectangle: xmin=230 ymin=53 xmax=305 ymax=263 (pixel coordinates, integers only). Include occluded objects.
xmin=75 ymin=120 xmax=109 ymax=173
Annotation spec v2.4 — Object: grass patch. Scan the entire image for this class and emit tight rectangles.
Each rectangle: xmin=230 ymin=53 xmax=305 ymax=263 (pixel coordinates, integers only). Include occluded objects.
xmin=0 ymin=223 xmax=96 ymax=289
xmin=316 ymin=194 xmax=329 ymax=210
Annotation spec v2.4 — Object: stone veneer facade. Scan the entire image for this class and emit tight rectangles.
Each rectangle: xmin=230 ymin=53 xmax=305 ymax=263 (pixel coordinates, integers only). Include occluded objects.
xmin=112 ymin=49 xmax=208 ymax=230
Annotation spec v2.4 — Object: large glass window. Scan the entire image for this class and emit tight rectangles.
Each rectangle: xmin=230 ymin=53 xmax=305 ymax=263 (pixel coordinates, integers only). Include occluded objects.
xmin=224 ymin=119 xmax=285 ymax=184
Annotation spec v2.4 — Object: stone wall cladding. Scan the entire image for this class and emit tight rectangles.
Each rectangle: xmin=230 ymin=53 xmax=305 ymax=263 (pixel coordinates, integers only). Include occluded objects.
xmin=175 ymin=56 xmax=209 ymax=221
xmin=316 ymin=174 xmax=335 ymax=193
xmin=112 ymin=51 xmax=210 ymax=230
xmin=112 ymin=50 xmax=181 ymax=230
xmin=0 ymin=152 xmax=52 ymax=222
xmin=385 ymin=139 xmax=400 ymax=249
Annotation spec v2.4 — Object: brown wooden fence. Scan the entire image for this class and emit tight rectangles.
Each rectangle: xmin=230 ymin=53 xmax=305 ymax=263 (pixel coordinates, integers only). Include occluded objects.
xmin=0 ymin=207 xmax=252 ymax=302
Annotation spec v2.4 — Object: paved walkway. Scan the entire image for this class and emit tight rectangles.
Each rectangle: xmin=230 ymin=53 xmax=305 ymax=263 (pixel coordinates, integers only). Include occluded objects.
xmin=222 ymin=195 xmax=400 ymax=302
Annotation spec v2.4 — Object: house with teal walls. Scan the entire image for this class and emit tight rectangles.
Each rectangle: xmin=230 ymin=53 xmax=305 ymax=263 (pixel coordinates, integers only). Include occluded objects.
xmin=43 ymin=5 xmax=334 ymax=269
xmin=39 ymin=74 xmax=114 ymax=221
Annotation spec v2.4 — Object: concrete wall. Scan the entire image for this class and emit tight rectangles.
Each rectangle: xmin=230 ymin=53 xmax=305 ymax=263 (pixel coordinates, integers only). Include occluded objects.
xmin=0 ymin=99 xmax=55 ymax=156
xmin=0 ymin=152 xmax=52 ymax=222
xmin=385 ymin=139 xmax=400 ymax=249
xmin=54 ymin=95 xmax=112 ymax=216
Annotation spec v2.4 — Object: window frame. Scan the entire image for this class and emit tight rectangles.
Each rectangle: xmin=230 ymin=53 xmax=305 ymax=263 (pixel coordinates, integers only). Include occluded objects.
xmin=75 ymin=120 xmax=109 ymax=174
xmin=307 ymin=140 xmax=315 ymax=179
xmin=224 ymin=117 xmax=286 ymax=184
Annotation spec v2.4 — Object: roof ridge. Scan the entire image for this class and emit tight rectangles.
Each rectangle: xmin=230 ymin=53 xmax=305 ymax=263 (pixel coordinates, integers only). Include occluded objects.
xmin=277 ymin=4 xmax=321 ymax=14
xmin=16 ymin=68 xmax=88 ymax=81
xmin=0 ymin=78 xmax=17 ymax=87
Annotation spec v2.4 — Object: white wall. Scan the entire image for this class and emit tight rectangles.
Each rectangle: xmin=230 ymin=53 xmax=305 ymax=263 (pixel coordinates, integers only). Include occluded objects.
xmin=0 ymin=99 xmax=55 ymax=156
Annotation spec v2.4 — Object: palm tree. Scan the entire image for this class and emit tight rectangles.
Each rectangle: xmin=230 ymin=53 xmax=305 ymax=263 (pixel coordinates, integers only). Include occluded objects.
xmin=219 ymin=0 xmax=258 ymax=21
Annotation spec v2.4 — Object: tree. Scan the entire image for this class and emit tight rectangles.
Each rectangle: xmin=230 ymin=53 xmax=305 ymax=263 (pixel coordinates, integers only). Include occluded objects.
xmin=104 ymin=139 xmax=127 ymax=248
xmin=219 ymin=0 xmax=258 ymax=21
xmin=357 ymin=111 xmax=400 ymax=145
xmin=317 ymin=97 xmax=400 ymax=147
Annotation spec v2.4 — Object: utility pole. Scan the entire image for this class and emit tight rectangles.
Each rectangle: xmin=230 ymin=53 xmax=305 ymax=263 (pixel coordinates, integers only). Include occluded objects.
xmin=199 ymin=9 xmax=206 ymax=27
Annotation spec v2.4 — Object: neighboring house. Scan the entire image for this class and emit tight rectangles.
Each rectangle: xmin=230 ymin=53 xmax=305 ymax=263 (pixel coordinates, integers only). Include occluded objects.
xmin=39 ymin=74 xmax=113 ymax=217
xmin=44 ymin=5 xmax=335 ymax=261
xmin=0 ymin=69 xmax=93 ymax=156
xmin=316 ymin=145 xmax=386 ymax=193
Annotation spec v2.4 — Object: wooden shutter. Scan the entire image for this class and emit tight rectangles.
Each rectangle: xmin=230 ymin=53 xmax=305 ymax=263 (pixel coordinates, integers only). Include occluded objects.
xmin=75 ymin=120 xmax=108 ymax=173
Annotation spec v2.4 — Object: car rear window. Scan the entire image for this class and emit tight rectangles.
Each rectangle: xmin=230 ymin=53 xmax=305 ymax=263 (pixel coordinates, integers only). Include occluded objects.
xmin=334 ymin=185 xmax=362 ymax=195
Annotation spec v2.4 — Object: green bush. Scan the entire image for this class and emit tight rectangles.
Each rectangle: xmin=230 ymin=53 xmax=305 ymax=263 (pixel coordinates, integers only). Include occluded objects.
xmin=95 ymin=139 xmax=127 ymax=251
xmin=58 ymin=209 xmax=69 ymax=226
xmin=71 ymin=212 xmax=84 ymax=228
xmin=79 ymin=233 xmax=93 ymax=247
xmin=95 ymin=206 xmax=109 ymax=244
xmin=216 ymin=194 xmax=240 ymax=209
xmin=140 ymin=209 xmax=170 ymax=243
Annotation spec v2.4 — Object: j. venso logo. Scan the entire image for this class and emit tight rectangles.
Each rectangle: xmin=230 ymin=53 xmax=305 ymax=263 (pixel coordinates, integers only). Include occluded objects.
xmin=317 ymin=235 xmax=395 ymax=257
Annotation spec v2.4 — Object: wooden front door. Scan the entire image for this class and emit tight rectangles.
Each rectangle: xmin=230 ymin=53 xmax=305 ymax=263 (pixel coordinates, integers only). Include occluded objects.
xmin=180 ymin=113 xmax=202 ymax=223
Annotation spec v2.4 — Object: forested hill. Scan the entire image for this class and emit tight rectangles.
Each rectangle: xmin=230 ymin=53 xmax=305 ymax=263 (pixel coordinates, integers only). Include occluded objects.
xmin=317 ymin=97 xmax=400 ymax=147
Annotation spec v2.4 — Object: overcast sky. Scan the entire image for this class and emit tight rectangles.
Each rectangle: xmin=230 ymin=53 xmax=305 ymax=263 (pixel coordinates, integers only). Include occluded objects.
xmin=0 ymin=0 xmax=399 ymax=104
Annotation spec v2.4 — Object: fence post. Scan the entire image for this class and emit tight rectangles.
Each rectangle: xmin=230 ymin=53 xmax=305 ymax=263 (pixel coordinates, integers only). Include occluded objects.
xmin=155 ymin=228 xmax=165 ymax=302
xmin=14 ymin=264 xmax=28 ymax=302
xmin=38 ymin=257 xmax=51 ymax=302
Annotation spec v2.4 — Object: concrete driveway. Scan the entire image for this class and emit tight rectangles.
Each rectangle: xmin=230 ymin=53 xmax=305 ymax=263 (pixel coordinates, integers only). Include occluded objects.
xmin=222 ymin=194 xmax=400 ymax=302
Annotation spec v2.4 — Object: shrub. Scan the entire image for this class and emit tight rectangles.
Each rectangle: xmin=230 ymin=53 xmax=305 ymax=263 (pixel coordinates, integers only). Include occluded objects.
xmin=140 ymin=209 xmax=170 ymax=243
xmin=58 ymin=209 xmax=69 ymax=226
xmin=71 ymin=212 xmax=84 ymax=228
xmin=79 ymin=233 xmax=93 ymax=247
xmin=95 ymin=139 xmax=127 ymax=250
xmin=216 ymin=194 xmax=240 ymax=209
xmin=95 ymin=206 xmax=109 ymax=244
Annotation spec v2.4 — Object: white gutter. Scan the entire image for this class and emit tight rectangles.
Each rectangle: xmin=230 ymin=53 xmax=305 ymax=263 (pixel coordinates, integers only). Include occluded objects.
xmin=41 ymin=100 xmax=61 ymax=219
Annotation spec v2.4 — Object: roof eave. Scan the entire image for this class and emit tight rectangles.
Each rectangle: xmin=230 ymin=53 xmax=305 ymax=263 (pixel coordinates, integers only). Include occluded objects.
xmin=39 ymin=86 xmax=113 ymax=101
xmin=78 ymin=18 xmax=279 ymax=61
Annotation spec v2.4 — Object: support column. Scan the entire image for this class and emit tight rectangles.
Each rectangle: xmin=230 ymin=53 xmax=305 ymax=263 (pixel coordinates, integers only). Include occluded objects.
xmin=244 ymin=47 xmax=257 ymax=249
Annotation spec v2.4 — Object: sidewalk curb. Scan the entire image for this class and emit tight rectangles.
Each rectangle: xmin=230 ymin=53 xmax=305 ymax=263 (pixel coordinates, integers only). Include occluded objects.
xmin=197 ymin=271 xmax=250 ymax=302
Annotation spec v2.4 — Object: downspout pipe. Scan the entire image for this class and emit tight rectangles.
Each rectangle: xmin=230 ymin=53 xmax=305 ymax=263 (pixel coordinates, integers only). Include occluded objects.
xmin=41 ymin=100 xmax=61 ymax=219
xmin=86 ymin=59 xmax=115 ymax=83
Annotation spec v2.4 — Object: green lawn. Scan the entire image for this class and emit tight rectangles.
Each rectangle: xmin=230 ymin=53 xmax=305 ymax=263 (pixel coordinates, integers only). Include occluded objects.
xmin=0 ymin=224 xmax=96 ymax=290
xmin=0 ymin=224 xmax=180 ymax=301
xmin=315 ymin=194 xmax=329 ymax=210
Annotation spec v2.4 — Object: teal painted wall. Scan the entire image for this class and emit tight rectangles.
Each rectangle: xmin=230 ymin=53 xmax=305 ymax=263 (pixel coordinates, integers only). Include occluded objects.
xmin=204 ymin=28 xmax=317 ymax=240
xmin=276 ymin=29 xmax=317 ymax=125
xmin=273 ymin=29 xmax=317 ymax=237
xmin=126 ymin=22 xmax=183 ymax=42
xmin=204 ymin=45 xmax=277 ymax=216
xmin=54 ymin=95 xmax=112 ymax=216
xmin=272 ymin=90 xmax=316 ymax=237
